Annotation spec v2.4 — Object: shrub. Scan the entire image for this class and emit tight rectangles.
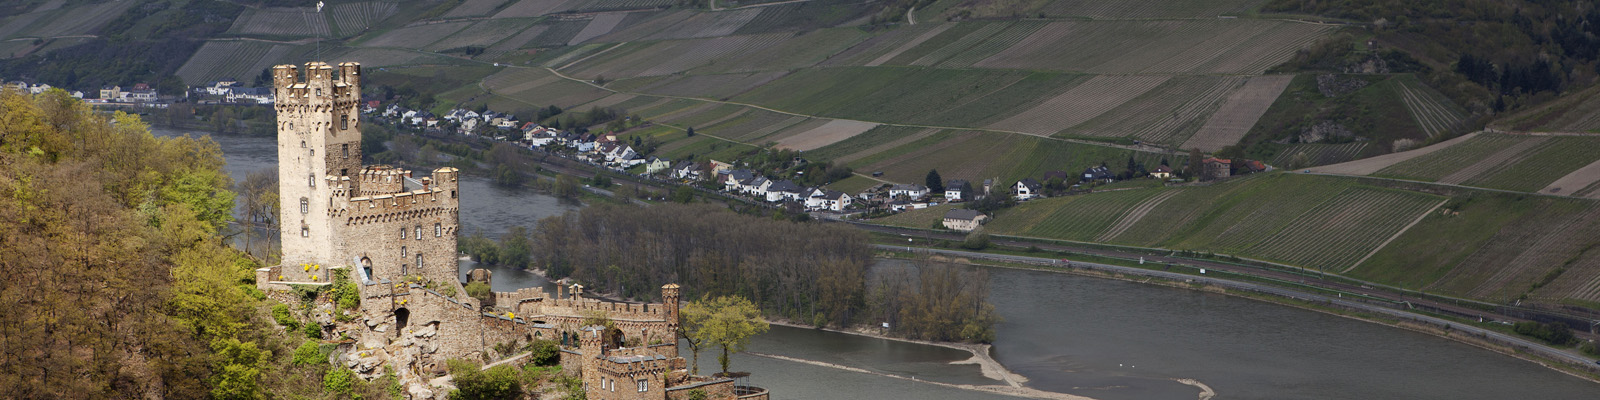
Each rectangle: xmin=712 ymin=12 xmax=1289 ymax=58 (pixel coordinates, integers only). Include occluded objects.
xmin=303 ymin=322 xmax=323 ymax=339
xmin=271 ymin=304 xmax=299 ymax=330
xmin=466 ymin=281 xmax=493 ymax=302
xmin=323 ymin=367 xmax=356 ymax=395
xmin=1579 ymin=341 xmax=1598 ymax=357
xmin=446 ymin=359 xmax=521 ymax=400
xmin=292 ymin=341 xmax=324 ymax=366
xmin=1512 ymin=321 xmax=1575 ymax=346
xmin=960 ymin=231 xmax=990 ymax=250
xmin=525 ymin=339 xmax=561 ymax=366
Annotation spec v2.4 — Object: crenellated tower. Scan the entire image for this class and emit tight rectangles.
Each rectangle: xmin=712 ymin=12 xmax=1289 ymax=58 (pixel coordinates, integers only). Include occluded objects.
xmin=275 ymin=62 xmax=364 ymax=279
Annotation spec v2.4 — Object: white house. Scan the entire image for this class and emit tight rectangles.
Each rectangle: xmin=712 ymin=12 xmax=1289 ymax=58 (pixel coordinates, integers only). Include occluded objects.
xmin=765 ymin=180 xmax=803 ymax=202
xmin=671 ymin=161 xmax=700 ymax=180
xmin=945 ymin=179 xmax=971 ymax=202
xmin=1014 ymin=178 xmax=1041 ymax=200
xmin=888 ymin=184 xmax=928 ymax=199
xmin=806 ymin=190 xmax=853 ymax=212
xmin=942 ymin=209 xmax=987 ymax=232
xmin=645 ymin=157 xmax=673 ymax=175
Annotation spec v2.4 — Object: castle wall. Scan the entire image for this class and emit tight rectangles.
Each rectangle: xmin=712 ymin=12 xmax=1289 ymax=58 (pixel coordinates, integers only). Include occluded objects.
xmin=334 ymin=168 xmax=461 ymax=289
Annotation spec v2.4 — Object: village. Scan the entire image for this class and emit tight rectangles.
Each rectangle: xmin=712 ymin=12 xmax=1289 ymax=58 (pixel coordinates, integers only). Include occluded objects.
xmin=8 ymin=73 xmax=1274 ymax=235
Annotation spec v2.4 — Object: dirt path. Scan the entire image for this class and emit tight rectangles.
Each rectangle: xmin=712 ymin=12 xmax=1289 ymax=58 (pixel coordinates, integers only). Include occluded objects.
xmin=907 ymin=6 xmax=917 ymax=25
xmin=1342 ymin=198 xmax=1448 ymax=273
xmin=1540 ymin=158 xmax=1600 ymax=197
xmin=1095 ymin=190 xmax=1180 ymax=242
xmin=1437 ymin=137 xmax=1546 ymax=184
xmin=1311 ymin=131 xmax=1481 ymax=175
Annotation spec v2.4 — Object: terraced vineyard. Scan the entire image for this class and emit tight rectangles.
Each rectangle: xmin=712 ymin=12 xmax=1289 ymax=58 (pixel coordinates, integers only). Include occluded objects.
xmin=1395 ymin=76 xmax=1469 ymax=138
xmin=228 ymin=7 xmax=331 ymax=38
xmin=360 ymin=21 xmax=471 ymax=49
xmin=1064 ymin=76 xmax=1244 ymax=144
xmin=442 ymin=0 xmax=512 ymax=18
xmin=1268 ymin=142 xmax=1372 ymax=169
xmin=1370 ymin=134 xmax=1600 ymax=193
xmin=329 ymin=2 xmax=399 ymax=37
xmin=0 ymin=1 xmax=134 ymax=40
xmin=426 ymin=19 xmax=534 ymax=51
xmin=1244 ymin=188 xmax=1443 ymax=272
xmin=989 ymin=75 xmax=1171 ymax=136
xmin=917 ymin=0 xmax=1268 ymax=20
xmin=973 ymin=20 xmax=1333 ymax=74
xmin=176 ymin=41 xmax=297 ymax=85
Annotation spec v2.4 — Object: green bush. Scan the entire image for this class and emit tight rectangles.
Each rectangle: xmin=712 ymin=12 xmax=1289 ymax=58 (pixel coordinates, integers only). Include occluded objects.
xmin=271 ymin=304 xmax=299 ymax=330
xmin=1580 ymin=341 xmax=1598 ymax=357
xmin=466 ymin=281 xmax=493 ymax=302
xmin=525 ymin=340 xmax=560 ymax=366
xmin=292 ymin=341 xmax=324 ymax=366
xmin=303 ymin=322 xmax=323 ymax=340
xmin=446 ymin=359 xmax=521 ymax=400
xmin=323 ymin=367 xmax=356 ymax=395
xmin=1512 ymin=321 xmax=1575 ymax=346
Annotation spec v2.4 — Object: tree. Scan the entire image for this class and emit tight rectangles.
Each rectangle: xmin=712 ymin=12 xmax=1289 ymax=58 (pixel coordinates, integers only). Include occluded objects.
xmin=1186 ymin=148 xmax=1204 ymax=179
xmin=554 ymin=174 xmax=581 ymax=201
xmin=446 ymin=359 xmax=521 ymax=400
xmin=686 ymin=126 xmax=695 ymax=137
xmin=672 ymin=185 xmax=695 ymax=203
xmin=682 ymin=295 xmax=769 ymax=373
xmin=925 ymin=169 xmax=944 ymax=194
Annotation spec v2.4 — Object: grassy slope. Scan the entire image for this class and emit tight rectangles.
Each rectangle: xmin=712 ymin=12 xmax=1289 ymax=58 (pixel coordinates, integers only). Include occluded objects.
xmin=1234 ymin=74 xmax=1426 ymax=162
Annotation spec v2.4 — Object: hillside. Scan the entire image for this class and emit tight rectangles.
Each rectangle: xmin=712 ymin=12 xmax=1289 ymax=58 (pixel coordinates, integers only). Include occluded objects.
xmin=884 ymin=172 xmax=1600 ymax=308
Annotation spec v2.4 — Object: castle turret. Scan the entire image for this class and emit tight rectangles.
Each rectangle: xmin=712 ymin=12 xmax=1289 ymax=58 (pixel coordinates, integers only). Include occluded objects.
xmin=580 ymin=325 xmax=605 ymax=393
xmin=276 ymin=61 xmax=364 ymax=280
xmin=662 ymin=284 xmax=681 ymax=332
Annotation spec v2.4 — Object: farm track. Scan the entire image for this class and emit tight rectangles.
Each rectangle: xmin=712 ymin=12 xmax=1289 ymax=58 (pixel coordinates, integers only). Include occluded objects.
xmin=1314 ymin=132 xmax=1481 ymax=176
xmin=1096 ymin=190 xmax=1181 ymax=242
xmin=1436 ymin=137 xmax=1547 ymax=185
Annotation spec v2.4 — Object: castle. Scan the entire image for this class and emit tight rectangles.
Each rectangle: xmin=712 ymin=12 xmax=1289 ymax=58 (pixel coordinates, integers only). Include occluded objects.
xmin=255 ymin=62 xmax=767 ymax=400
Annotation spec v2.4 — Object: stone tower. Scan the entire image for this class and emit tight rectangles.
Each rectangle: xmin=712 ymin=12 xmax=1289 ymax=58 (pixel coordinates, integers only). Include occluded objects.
xmin=275 ymin=62 xmax=363 ymax=278
xmin=661 ymin=284 xmax=681 ymax=334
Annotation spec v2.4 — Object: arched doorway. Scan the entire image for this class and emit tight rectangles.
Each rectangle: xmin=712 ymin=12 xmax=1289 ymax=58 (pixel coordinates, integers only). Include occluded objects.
xmin=360 ymin=257 xmax=373 ymax=280
xmin=395 ymin=307 xmax=410 ymax=336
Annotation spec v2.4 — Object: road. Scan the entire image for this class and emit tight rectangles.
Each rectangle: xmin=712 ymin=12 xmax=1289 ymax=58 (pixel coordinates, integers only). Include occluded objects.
xmin=878 ymin=244 xmax=1600 ymax=372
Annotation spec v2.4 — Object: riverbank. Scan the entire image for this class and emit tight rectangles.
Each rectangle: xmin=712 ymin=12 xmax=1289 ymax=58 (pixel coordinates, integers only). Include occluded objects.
xmin=760 ymin=320 xmax=1218 ymax=400
xmin=893 ymin=250 xmax=1600 ymax=386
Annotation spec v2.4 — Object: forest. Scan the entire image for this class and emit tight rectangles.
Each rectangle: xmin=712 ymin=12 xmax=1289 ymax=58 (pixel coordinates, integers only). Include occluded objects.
xmin=473 ymin=203 xmax=998 ymax=342
xmin=1265 ymin=0 xmax=1600 ymax=115
xmin=0 ymin=89 xmax=396 ymax=398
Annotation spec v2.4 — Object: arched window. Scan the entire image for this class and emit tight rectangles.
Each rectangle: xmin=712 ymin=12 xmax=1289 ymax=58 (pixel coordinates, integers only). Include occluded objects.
xmin=300 ymin=140 xmax=305 ymax=148
xmin=308 ymin=174 xmax=315 ymax=188
xmin=415 ymin=226 xmax=422 ymax=240
xmin=434 ymin=223 xmax=442 ymax=237
xmin=400 ymin=228 xmax=406 ymax=239
xmin=342 ymin=143 xmax=349 ymax=159
xmin=301 ymin=226 xmax=309 ymax=237
xmin=401 ymin=246 xmax=407 ymax=258
xmin=416 ymin=254 xmax=423 ymax=271
xmin=299 ymin=198 xmax=308 ymax=214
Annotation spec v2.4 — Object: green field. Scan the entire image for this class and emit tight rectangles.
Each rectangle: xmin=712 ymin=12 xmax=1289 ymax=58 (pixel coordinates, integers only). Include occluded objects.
xmin=1372 ymin=134 xmax=1600 ymax=193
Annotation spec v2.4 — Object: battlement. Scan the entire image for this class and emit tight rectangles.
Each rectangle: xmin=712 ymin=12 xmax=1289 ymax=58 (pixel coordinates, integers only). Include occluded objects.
xmin=273 ymin=62 xmax=360 ymax=105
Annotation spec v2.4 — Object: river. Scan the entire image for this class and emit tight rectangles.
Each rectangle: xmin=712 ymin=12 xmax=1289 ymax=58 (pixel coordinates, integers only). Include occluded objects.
xmin=173 ymin=128 xmax=1600 ymax=399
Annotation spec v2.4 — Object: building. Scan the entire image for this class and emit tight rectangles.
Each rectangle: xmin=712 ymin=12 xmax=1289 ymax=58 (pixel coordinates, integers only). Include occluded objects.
xmin=644 ymin=157 xmax=673 ymax=175
xmin=805 ymin=190 xmax=852 ymax=212
xmin=1150 ymin=165 xmax=1172 ymax=180
xmin=1014 ymin=178 xmax=1041 ymax=200
xmin=1203 ymin=157 xmax=1231 ymax=180
xmin=942 ymin=209 xmax=987 ymax=232
xmin=99 ymin=85 xmax=121 ymax=100
xmin=888 ymin=184 xmax=928 ymax=199
xmin=255 ymin=62 xmax=765 ymax=400
xmin=944 ymin=179 xmax=971 ymax=202
xmin=1082 ymin=165 xmax=1115 ymax=184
